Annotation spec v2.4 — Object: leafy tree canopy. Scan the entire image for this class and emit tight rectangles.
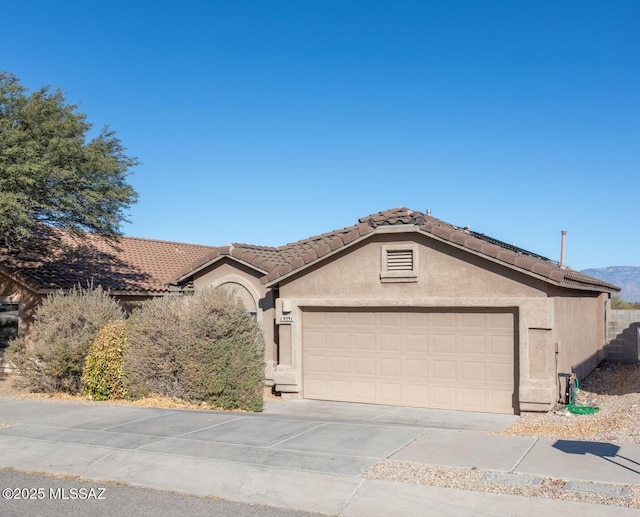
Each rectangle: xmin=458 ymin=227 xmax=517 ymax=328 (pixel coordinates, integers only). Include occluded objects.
xmin=611 ymin=294 xmax=640 ymax=310
xmin=0 ymin=72 xmax=138 ymax=250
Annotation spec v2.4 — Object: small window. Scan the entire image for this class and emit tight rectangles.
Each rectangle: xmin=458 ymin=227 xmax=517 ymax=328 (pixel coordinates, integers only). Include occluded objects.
xmin=380 ymin=245 xmax=418 ymax=283
xmin=0 ymin=302 xmax=19 ymax=348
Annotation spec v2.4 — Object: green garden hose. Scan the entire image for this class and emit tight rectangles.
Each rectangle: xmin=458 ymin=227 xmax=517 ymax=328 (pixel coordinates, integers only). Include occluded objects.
xmin=563 ymin=377 xmax=600 ymax=415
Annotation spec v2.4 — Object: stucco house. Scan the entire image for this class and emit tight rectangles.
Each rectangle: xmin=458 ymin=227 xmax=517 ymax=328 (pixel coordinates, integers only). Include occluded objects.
xmin=1 ymin=208 xmax=619 ymax=414
xmin=174 ymin=207 xmax=619 ymax=414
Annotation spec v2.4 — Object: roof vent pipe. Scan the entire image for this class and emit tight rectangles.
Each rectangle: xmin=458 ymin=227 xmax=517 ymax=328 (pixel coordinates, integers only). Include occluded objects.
xmin=560 ymin=231 xmax=567 ymax=269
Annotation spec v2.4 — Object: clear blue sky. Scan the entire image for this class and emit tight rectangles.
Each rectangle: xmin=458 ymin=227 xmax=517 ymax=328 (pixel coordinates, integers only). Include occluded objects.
xmin=4 ymin=1 xmax=639 ymax=271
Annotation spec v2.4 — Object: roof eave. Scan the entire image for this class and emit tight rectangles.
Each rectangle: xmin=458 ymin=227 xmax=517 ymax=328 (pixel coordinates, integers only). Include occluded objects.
xmin=416 ymin=229 xmax=618 ymax=294
xmin=35 ymin=288 xmax=183 ymax=297
xmin=0 ymin=265 xmax=42 ymax=294
xmin=264 ymin=225 xmax=420 ymax=287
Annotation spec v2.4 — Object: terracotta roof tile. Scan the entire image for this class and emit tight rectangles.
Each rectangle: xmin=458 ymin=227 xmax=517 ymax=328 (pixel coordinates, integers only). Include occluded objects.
xmin=10 ymin=208 xmax=616 ymax=296
xmin=0 ymin=228 xmax=218 ymax=293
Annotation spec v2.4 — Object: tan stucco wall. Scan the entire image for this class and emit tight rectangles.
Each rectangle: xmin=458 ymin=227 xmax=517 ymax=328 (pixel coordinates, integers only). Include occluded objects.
xmin=551 ymin=291 xmax=607 ymax=382
xmin=281 ymin=233 xmax=548 ymax=299
xmin=191 ymin=258 xmax=277 ymax=385
xmin=271 ymin=231 xmax=605 ymax=411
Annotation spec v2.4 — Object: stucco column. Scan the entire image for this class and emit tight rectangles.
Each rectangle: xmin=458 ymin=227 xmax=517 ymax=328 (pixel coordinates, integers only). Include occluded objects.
xmin=273 ymin=299 xmax=301 ymax=396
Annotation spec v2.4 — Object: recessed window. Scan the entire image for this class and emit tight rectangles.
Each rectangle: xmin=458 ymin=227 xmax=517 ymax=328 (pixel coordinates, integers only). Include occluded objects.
xmin=380 ymin=245 xmax=418 ymax=283
xmin=0 ymin=302 xmax=19 ymax=348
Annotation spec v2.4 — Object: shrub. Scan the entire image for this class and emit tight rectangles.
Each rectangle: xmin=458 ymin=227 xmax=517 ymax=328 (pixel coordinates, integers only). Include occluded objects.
xmin=6 ymin=285 xmax=125 ymax=393
xmin=81 ymin=320 xmax=128 ymax=400
xmin=124 ymin=288 xmax=265 ymax=411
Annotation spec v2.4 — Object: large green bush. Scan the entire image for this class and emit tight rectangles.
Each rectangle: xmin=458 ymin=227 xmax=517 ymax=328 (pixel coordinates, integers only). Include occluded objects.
xmin=7 ymin=285 xmax=125 ymax=393
xmin=81 ymin=320 xmax=128 ymax=401
xmin=124 ymin=288 xmax=265 ymax=411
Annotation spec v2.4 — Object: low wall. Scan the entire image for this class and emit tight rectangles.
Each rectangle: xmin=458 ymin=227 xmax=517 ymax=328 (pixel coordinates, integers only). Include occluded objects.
xmin=605 ymin=310 xmax=640 ymax=363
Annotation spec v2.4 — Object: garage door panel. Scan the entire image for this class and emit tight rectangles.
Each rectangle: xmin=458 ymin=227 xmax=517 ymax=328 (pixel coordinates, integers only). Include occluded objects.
xmin=379 ymin=312 xmax=402 ymax=328
xmin=405 ymin=358 xmax=428 ymax=378
xmin=432 ymin=360 xmax=457 ymax=381
xmin=328 ymin=356 xmax=350 ymax=374
xmin=354 ymin=333 xmax=375 ymax=351
xmin=379 ymin=358 xmax=403 ymax=377
xmin=490 ymin=362 xmax=514 ymax=383
xmin=377 ymin=383 xmax=402 ymax=404
xmin=430 ymin=386 xmax=457 ymax=408
xmin=405 ymin=385 xmax=428 ymax=405
xmin=489 ymin=390 xmax=514 ymax=411
xmin=327 ymin=380 xmax=351 ymax=398
xmin=490 ymin=335 xmax=513 ymax=355
xmin=328 ymin=332 xmax=350 ymax=351
xmin=460 ymin=387 xmax=487 ymax=410
xmin=379 ymin=333 xmax=402 ymax=352
xmin=305 ymin=354 xmax=327 ymax=373
xmin=329 ymin=312 xmax=351 ymax=326
xmin=432 ymin=334 xmax=456 ymax=353
xmin=491 ymin=313 xmax=514 ymax=328
xmin=405 ymin=312 xmax=429 ymax=327
xmin=352 ymin=312 xmax=376 ymax=327
xmin=431 ymin=313 xmax=457 ymax=328
xmin=460 ymin=335 xmax=487 ymax=354
xmin=303 ymin=310 xmax=515 ymax=414
xmin=353 ymin=382 xmax=376 ymax=401
xmin=460 ymin=361 xmax=487 ymax=382
xmin=305 ymin=379 xmax=326 ymax=398
xmin=460 ymin=313 xmax=487 ymax=329
xmin=406 ymin=334 xmax=428 ymax=353
xmin=354 ymin=357 xmax=376 ymax=375
xmin=304 ymin=331 xmax=326 ymax=350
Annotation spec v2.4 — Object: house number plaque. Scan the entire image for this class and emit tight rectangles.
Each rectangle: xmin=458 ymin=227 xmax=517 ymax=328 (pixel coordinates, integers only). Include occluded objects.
xmin=279 ymin=315 xmax=294 ymax=324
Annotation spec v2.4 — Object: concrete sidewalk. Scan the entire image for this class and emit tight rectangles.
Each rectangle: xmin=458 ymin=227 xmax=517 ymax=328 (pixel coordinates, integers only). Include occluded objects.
xmin=0 ymin=397 xmax=638 ymax=516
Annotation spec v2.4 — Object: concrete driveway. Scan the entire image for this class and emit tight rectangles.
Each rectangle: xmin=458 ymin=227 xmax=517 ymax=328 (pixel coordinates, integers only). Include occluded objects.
xmin=0 ymin=397 xmax=638 ymax=516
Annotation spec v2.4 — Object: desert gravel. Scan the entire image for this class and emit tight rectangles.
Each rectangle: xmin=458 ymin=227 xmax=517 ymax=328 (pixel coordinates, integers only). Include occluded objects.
xmin=365 ymin=461 xmax=640 ymax=509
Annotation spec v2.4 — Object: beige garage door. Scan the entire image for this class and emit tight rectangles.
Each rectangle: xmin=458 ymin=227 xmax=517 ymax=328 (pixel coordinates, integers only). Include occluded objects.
xmin=302 ymin=309 xmax=516 ymax=414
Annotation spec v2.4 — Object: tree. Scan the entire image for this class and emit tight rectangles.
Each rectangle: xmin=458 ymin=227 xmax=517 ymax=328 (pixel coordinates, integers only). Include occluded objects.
xmin=0 ymin=72 xmax=138 ymax=250
xmin=611 ymin=294 xmax=640 ymax=310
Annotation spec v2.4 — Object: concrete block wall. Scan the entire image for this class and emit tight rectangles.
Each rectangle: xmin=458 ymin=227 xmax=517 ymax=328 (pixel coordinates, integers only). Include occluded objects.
xmin=605 ymin=310 xmax=640 ymax=363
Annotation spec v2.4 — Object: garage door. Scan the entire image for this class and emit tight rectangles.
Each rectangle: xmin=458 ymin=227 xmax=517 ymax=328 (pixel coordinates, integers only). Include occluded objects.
xmin=302 ymin=309 xmax=516 ymax=414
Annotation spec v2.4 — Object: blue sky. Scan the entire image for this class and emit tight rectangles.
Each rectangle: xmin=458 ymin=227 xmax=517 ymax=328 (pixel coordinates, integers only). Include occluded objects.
xmin=4 ymin=1 xmax=639 ymax=271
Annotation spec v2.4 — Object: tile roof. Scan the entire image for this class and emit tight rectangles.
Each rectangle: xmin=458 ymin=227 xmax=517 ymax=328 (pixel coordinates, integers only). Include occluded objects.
xmin=2 ymin=208 xmax=620 ymax=296
xmin=0 ymin=228 xmax=218 ymax=294
xmin=177 ymin=207 xmax=619 ymax=293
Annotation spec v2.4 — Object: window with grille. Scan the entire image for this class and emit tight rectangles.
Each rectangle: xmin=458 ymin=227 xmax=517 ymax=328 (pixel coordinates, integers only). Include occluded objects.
xmin=380 ymin=245 xmax=418 ymax=282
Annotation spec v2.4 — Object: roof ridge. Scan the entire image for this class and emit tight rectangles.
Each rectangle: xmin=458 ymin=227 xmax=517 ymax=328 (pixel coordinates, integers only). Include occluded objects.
xmin=231 ymin=242 xmax=279 ymax=251
xmin=119 ymin=235 xmax=217 ymax=248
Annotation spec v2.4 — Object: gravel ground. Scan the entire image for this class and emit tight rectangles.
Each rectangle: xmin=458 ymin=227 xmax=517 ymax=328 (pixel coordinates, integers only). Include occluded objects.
xmin=365 ymin=461 xmax=640 ymax=509
xmin=3 ymin=363 xmax=640 ymax=508
xmin=502 ymin=362 xmax=640 ymax=445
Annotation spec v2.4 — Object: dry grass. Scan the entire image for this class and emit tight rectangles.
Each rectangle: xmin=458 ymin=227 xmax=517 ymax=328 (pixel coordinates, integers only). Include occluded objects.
xmin=0 ymin=373 xmax=276 ymax=412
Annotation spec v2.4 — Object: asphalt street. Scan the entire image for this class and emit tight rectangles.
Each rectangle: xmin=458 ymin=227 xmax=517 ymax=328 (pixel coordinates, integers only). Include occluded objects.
xmin=0 ymin=468 xmax=325 ymax=517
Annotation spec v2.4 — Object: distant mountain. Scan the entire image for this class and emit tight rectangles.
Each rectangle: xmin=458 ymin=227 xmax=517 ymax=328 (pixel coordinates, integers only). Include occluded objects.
xmin=581 ymin=266 xmax=640 ymax=302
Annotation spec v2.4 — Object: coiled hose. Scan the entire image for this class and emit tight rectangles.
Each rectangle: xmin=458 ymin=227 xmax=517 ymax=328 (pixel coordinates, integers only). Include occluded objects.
xmin=564 ymin=377 xmax=600 ymax=415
